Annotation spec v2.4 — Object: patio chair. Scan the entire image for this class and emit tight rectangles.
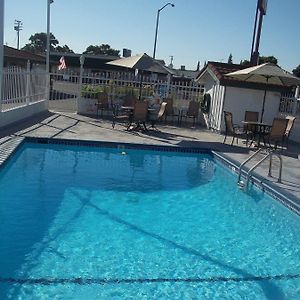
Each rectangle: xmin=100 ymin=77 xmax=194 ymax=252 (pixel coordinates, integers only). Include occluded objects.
xmin=284 ymin=116 xmax=296 ymax=147
xmin=180 ymin=100 xmax=200 ymax=127
xmin=112 ymin=104 xmax=131 ymax=129
xmin=223 ymin=111 xmax=244 ymax=145
xmin=149 ymin=102 xmax=167 ymax=130
xmin=164 ymin=97 xmax=180 ymax=124
xmin=95 ymin=92 xmax=111 ymax=118
xmin=127 ymin=101 xmax=148 ymax=131
xmin=244 ymin=111 xmax=259 ymax=145
xmin=122 ymin=95 xmax=137 ymax=107
xmin=266 ymin=118 xmax=289 ymax=149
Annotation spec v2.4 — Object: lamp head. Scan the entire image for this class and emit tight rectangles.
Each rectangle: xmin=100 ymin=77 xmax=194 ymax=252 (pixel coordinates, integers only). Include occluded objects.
xmin=171 ymin=4 xmax=175 ymax=7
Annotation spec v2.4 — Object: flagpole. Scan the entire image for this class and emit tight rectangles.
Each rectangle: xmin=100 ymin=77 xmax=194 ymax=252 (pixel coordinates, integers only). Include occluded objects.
xmin=46 ymin=0 xmax=51 ymax=103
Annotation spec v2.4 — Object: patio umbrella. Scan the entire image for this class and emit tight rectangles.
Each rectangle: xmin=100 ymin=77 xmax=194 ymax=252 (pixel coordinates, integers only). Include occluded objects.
xmin=107 ymin=53 xmax=170 ymax=100
xmin=225 ymin=63 xmax=300 ymax=122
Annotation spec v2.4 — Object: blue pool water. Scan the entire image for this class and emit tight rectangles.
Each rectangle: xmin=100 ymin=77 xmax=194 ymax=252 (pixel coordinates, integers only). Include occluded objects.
xmin=0 ymin=142 xmax=300 ymax=299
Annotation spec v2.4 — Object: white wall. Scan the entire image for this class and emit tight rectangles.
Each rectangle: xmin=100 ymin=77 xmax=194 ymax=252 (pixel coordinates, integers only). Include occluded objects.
xmin=0 ymin=101 xmax=48 ymax=128
xmin=221 ymin=87 xmax=281 ymax=131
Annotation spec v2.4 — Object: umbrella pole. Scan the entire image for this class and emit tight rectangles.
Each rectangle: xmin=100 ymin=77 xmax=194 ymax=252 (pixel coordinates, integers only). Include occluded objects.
xmin=260 ymin=77 xmax=269 ymax=122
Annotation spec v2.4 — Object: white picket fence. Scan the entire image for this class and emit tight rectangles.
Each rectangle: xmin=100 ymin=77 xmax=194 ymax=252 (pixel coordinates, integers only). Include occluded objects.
xmin=1 ymin=65 xmax=47 ymax=111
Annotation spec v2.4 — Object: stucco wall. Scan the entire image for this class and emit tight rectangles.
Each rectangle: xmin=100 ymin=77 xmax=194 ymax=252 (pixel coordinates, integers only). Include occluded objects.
xmin=221 ymin=87 xmax=281 ymax=131
xmin=0 ymin=101 xmax=48 ymax=128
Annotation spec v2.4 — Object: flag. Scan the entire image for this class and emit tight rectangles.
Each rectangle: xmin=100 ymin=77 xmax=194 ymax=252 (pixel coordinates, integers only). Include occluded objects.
xmin=58 ymin=56 xmax=66 ymax=70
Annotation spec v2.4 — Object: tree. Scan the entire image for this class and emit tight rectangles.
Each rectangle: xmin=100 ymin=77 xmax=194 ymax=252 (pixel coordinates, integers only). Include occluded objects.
xmin=83 ymin=44 xmax=120 ymax=56
xmin=292 ymin=65 xmax=300 ymax=78
xmin=55 ymin=44 xmax=74 ymax=53
xmin=240 ymin=55 xmax=278 ymax=66
xmin=227 ymin=53 xmax=233 ymax=64
xmin=22 ymin=32 xmax=59 ymax=54
xmin=240 ymin=59 xmax=250 ymax=66
xmin=259 ymin=55 xmax=278 ymax=65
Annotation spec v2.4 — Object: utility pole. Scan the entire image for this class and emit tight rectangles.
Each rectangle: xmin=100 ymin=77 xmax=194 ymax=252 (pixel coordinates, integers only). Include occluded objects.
xmin=250 ymin=0 xmax=268 ymax=66
xmin=14 ymin=19 xmax=23 ymax=50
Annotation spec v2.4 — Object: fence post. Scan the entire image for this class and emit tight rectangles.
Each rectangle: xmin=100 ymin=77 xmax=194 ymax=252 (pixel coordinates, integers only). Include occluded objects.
xmin=292 ymin=86 xmax=299 ymax=115
xmin=25 ymin=60 xmax=30 ymax=105
xmin=77 ymin=54 xmax=85 ymax=113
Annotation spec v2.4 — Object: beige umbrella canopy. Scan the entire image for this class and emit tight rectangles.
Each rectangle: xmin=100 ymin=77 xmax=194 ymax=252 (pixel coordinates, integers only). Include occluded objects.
xmin=225 ymin=63 xmax=300 ymax=121
xmin=107 ymin=53 xmax=170 ymax=100
xmin=107 ymin=53 xmax=170 ymax=74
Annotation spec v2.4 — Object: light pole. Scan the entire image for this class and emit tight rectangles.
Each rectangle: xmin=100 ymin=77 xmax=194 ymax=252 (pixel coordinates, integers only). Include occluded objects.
xmin=0 ymin=0 xmax=4 ymax=112
xmin=152 ymin=2 xmax=174 ymax=59
xmin=46 ymin=0 xmax=53 ymax=104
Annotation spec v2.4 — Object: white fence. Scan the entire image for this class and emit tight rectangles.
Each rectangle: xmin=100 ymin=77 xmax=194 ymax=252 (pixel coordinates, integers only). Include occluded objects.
xmin=49 ymin=70 xmax=205 ymax=113
xmin=278 ymin=90 xmax=300 ymax=143
xmin=1 ymin=65 xmax=47 ymax=111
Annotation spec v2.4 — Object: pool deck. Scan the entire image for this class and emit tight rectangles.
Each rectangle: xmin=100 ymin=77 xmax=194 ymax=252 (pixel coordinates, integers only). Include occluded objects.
xmin=1 ymin=111 xmax=300 ymax=212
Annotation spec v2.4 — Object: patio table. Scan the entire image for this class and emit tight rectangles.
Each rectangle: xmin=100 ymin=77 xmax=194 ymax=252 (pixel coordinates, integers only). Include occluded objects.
xmin=242 ymin=121 xmax=272 ymax=148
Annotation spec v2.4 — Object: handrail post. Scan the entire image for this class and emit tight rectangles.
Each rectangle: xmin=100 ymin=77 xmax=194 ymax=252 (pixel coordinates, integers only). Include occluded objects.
xmin=268 ymin=151 xmax=273 ymax=177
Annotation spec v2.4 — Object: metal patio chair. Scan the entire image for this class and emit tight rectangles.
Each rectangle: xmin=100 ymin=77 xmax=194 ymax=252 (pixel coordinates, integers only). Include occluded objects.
xmin=223 ymin=111 xmax=244 ymax=145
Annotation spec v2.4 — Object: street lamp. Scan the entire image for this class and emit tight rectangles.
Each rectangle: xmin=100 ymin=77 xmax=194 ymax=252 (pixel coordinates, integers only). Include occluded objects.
xmin=152 ymin=2 xmax=174 ymax=59
xmin=46 ymin=0 xmax=53 ymax=104
xmin=0 ymin=0 xmax=4 ymax=112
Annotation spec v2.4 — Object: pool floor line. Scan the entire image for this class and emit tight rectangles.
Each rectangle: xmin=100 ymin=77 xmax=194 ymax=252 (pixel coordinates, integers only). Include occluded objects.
xmin=1 ymin=273 xmax=300 ymax=286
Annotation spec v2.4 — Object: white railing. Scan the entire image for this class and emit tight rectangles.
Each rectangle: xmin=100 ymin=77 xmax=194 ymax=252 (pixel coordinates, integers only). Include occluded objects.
xmin=279 ymin=91 xmax=300 ymax=116
xmin=50 ymin=70 xmax=204 ymax=112
xmin=1 ymin=65 xmax=47 ymax=111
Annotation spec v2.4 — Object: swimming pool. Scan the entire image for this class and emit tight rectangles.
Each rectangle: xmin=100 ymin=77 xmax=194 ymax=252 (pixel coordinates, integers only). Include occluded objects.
xmin=0 ymin=142 xmax=299 ymax=299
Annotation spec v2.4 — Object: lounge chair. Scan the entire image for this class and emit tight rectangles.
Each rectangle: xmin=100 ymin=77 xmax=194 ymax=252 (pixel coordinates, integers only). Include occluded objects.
xmin=149 ymin=102 xmax=167 ymax=129
xmin=127 ymin=101 xmax=148 ymax=131
xmin=223 ymin=111 xmax=244 ymax=145
xmin=180 ymin=100 xmax=200 ymax=127
xmin=266 ymin=118 xmax=289 ymax=149
xmin=95 ymin=92 xmax=111 ymax=118
xmin=164 ymin=97 xmax=180 ymax=124
xmin=244 ymin=111 xmax=259 ymax=145
xmin=284 ymin=116 xmax=296 ymax=147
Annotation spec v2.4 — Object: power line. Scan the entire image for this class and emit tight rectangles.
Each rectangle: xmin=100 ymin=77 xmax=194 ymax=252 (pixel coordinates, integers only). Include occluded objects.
xmin=14 ymin=19 xmax=23 ymax=50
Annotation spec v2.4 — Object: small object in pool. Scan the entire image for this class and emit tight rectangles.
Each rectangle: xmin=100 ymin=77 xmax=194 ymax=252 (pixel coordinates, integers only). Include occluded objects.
xmin=121 ymin=151 xmax=127 ymax=155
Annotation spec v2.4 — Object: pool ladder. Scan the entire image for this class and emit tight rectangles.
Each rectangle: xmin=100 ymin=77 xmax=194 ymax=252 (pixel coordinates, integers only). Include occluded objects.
xmin=237 ymin=148 xmax=282 ymax=190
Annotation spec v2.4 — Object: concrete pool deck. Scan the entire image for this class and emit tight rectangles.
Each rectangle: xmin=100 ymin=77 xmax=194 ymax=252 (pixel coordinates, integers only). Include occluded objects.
xmin=1 ymin=111 xmax=300 ymax=212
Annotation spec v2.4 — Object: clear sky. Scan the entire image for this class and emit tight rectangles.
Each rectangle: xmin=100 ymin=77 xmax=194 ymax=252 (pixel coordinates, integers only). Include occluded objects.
xmin=3 ymin=0 xmax=300 ymax=72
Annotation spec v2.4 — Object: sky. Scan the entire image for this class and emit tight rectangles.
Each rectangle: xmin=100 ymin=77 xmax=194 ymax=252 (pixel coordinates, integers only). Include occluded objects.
xmin=3 ymin=0 xmax=300 ymax=72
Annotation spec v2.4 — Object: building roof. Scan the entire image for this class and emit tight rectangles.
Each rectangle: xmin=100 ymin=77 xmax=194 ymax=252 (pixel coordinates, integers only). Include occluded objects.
xmin=197 ymin=61 xmax=244 ymax=81
xmin=50 ymin=52 xmax=120 ymax=69
xmin=4 ymin=45 xmax=46 ymax=63
xmin=197 ymin=61 xmax=291 ymax=91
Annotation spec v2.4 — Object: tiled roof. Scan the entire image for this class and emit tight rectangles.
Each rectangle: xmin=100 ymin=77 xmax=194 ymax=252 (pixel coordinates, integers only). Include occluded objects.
xmin=4 ymin=45 xmax=46 ymax=63
xmin=197 ymin=61 xmax=245 ymax=81
xmin=206 ymin=61 xmax=244 ymax=80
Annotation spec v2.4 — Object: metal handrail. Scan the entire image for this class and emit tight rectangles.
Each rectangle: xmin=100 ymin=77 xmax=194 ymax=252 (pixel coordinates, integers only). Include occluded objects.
xmin=268 ymin=152 xmax=283 ymax=183
xmin=237 ymin=148 xmax=263 ymax=184
xmin=245 ymin=151 xmax=273 ymax=189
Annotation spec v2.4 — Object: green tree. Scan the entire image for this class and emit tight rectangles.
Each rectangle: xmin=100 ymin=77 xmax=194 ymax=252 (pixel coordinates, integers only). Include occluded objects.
xmin=292 ymin=65 xmax=300 ymax=78
xmin=83 ymin=44 xmax=120 ymax=56
xmin=259 ymin=55 xmax=278 ymax=65
xmin=227 ymin=53 xmax=233 ymax=64
xmin=22 ymin=32 xmax=59 ymax=54
xmin=55 ymin=44 xmax=74 ymax=53
xmin=240 ymin=55 xmax=278 ymax=66
xmin=240 ymin=59 xmax=250 ymax=66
